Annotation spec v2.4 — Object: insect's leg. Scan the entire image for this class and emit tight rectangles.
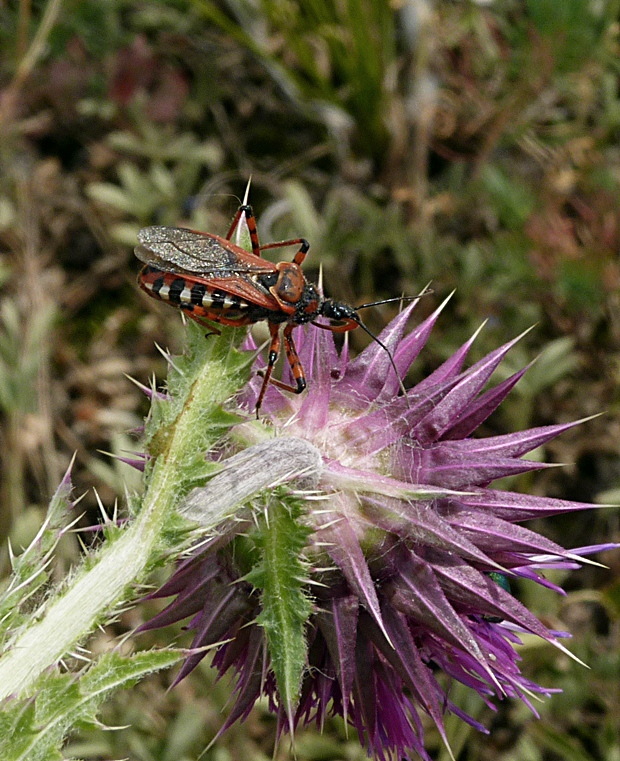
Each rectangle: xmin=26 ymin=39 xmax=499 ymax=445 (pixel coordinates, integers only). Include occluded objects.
xmin=186 ymin=306 xmax=252 ymax=331
xmin=277 ymin=324 xmax=306 ymax=394
xmin=184 ymin=312 xmax=222 ymax=337
xmin=228 ymin=204 xmax=308 ymax=263
xmin=256 ymin=325 xmax=306 ymax=415
xmin=311 ymin=317 xmax=358 ymax=333
xmin=256 ymin=322 xmax=281 ymax=415
xmin=259 ymin=238 xmax=309 ymax=266
xmin=225 ymin=205 xmax=262 ymax=258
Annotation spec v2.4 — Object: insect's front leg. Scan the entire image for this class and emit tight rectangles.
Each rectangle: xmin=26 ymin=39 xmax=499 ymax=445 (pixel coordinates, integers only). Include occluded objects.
xmin=312 ymin=317 xmax=358 ymax=333
xmin=279 ymin=323 xmax=306 ymax=394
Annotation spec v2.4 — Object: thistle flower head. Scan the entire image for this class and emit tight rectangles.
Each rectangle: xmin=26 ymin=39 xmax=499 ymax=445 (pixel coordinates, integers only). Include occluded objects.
xmin=140 ymin=297 xmax=610 ymax=760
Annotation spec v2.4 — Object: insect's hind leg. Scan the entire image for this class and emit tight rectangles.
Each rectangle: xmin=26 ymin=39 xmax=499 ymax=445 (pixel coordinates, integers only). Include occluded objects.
xmin=259 ymin=238 xmax=310 ymax=266
xmin=225 ymin=205 xmax=262 ymax=258
xmin=226 ymin=204 xmax=309 ymax=265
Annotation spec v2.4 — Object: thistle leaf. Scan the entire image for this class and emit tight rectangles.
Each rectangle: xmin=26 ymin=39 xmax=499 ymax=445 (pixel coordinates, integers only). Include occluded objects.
xmin=0 ymin=464 xmax=74 ymax=638
xmin=0 ymin=650 xmax=183 ymax=761
xmin=247 ymin=491 xmax=313 ymax=731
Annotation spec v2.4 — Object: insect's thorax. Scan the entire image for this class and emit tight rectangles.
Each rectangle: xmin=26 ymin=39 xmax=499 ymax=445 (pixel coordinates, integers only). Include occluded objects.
xmin=291 ymin=281 xmax=321 ymax=324
xmin=256 ymin=263 xmax=321 ymax=325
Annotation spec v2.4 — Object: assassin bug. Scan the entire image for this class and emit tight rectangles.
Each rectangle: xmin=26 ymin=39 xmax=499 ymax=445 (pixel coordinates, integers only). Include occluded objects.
xmin=135 ymin=205 xmax=408 ymax=413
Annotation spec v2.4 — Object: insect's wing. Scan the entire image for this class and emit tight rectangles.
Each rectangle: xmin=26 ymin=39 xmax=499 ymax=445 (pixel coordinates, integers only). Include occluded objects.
xmin=135 ymin=227 xmax=276 ymax=276
xmin=199 ymin=276 xmax=280 ymax=309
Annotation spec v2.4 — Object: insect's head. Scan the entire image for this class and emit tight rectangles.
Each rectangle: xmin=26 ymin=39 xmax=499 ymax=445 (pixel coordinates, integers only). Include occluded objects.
xmin=318 ymin=299 xmax=359 ymax=323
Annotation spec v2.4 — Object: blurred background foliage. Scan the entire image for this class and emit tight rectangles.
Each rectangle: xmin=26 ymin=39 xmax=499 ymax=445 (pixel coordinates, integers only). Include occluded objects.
xmin=0 ymin=0 xmax=619 ymax=759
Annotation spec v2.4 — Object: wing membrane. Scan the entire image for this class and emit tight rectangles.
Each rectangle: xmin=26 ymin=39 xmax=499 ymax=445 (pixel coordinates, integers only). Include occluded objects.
xmin=135 ymin=227 xmax=277 ymax=276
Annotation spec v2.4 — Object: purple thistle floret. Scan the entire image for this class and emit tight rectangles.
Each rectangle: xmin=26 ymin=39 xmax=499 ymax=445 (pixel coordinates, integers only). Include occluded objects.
xmin=140 ymin=297 xmax=611 ymax=760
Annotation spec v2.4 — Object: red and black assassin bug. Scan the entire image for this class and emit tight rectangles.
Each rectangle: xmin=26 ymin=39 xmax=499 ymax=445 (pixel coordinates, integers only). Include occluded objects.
xmin=135 ymin=205 xmax=407 ymax=413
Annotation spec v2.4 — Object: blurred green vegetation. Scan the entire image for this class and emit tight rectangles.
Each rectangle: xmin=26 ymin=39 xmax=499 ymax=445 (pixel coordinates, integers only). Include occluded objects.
xmin=0 ymin=0 xmax=619 ymax=759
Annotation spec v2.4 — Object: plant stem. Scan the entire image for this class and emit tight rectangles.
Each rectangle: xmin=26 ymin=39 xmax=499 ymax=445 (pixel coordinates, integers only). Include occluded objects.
xmin=0 ymin=329 xmax=245 ymax=698
xmin=0 ymin=498 xmax=160 ymax=700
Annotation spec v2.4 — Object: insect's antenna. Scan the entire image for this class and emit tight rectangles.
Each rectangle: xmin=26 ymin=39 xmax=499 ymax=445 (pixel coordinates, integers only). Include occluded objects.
xmin=356 ymin=285 xmax=433 ymax=311
xmin=352 ymin=315 xmax=409 ymax=403
xmin=357 ymin=295 xmax=417 ymax=310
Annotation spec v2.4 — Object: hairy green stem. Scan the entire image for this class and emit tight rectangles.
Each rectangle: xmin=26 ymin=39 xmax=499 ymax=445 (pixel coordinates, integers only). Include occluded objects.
xmin=0 ymin=328 xmax=245 ymax=699
xmin=0 ymin=503 xmax=160 ymax=700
